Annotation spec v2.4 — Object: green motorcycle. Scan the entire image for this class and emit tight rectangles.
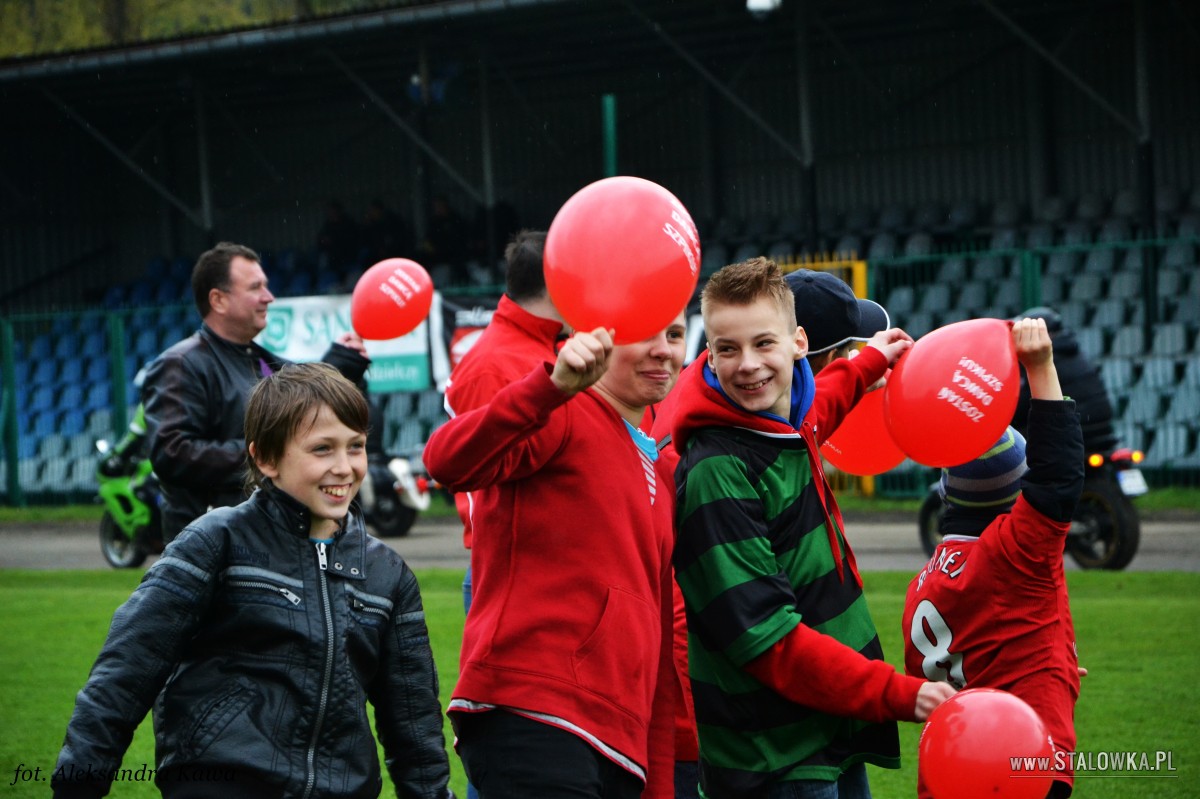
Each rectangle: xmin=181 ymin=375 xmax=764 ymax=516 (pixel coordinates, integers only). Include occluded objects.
xmin=96 ymin=405 xmax=163 ymax=568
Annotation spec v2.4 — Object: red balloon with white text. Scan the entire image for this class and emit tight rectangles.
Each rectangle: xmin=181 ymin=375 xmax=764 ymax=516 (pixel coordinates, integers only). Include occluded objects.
xmin=351 ymin=258 xmax=434 ymax=340
xmin=544 ymin=176 xmax=701 ymax=344
xmin=883 ymin=318 xmax=1018 ymax=467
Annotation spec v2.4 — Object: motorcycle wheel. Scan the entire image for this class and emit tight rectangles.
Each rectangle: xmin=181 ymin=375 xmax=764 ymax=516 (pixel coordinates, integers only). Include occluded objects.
xmin=1065 ymin=476 xmax=1141 ymax=570
xmin=369 ymin=495 xmax=418 ymax=538
xmin=100 ymin=511 xmax=148 ymax=569
xmin=917 ymin=492 xmax=945 ymax=557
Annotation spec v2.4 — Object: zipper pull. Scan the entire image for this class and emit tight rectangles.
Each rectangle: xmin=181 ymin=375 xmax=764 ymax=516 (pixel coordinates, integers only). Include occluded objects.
xmin=316 ymin=541 xmax=328 ymax=571
xmin=280 ymin=588 xmax=302 ymax=606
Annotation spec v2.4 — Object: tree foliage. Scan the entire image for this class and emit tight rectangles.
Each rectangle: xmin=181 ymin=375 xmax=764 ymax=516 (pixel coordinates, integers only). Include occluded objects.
xmin=0 ymin=0 xmax=409 ymax=60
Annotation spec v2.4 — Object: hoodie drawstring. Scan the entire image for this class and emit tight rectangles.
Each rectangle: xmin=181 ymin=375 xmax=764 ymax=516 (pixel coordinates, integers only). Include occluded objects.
xmin=798 ymin=422 xmax=861 ymax=587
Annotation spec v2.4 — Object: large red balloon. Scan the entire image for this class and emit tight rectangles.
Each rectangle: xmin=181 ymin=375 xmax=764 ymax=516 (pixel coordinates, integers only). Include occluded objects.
xmin=544 ymin=176 xmax=701 ymax=344
xmin=821 ymin=383 xmax=905 ymax=476
xmin=351 ymin=258 xmax=434 ymax=340
xmin=919 ymin=688 xmax=1054 ymax=799
xmin=884 ymin=318 xmax=1018 ymax=468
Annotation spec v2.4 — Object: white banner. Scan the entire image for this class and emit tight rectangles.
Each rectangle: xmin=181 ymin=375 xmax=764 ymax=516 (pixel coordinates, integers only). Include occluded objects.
xmin=255 ymin=294 xmax=431 ymax=392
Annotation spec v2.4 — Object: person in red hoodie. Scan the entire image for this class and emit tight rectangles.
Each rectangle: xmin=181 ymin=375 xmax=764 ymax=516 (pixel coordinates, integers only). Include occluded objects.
xmin=442 ymin=231 xmax=565 ymax=609
xmin=424 ymin=312 xmax=688 ymax=799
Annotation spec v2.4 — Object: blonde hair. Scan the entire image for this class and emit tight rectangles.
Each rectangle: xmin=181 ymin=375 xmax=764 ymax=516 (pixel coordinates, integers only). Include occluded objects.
xmin=700 ymin=257 xmax=797 ymax=329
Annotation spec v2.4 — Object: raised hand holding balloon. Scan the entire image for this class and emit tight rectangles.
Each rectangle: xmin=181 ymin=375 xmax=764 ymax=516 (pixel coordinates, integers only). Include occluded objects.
xmin=351 ymin=258 xmax=434 ymax=340
xmin=883 ymin=318 xmax=1018 ymax=467
xmin=544 ymin=176 xmax=701 ymax=344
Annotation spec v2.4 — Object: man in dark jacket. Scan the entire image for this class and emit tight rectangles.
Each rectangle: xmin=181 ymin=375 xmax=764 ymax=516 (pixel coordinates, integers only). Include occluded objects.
xmin=1012 ymin=306 xmax=1117 ymax=454
xmin=143 ymin=241 xmax=370 ymax=542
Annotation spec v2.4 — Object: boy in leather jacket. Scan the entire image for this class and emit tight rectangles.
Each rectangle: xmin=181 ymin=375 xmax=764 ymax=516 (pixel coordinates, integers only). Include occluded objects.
xmin=53 ymin=363 xmax=452 ymax=799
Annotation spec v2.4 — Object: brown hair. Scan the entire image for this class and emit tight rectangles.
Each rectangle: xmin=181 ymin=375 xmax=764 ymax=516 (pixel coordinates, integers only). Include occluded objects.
xmin=244 ymin=362 xmax=369 ymax=489
xmin=700 ymin=256 xmax=797 ymax=329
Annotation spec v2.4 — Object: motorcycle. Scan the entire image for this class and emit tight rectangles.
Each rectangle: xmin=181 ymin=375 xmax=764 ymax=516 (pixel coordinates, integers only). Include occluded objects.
xmin=358 ymin=455 xmax=432 ymax=537
xmin=97 ymin=415 xmax=431 ymax=567
xmin=96 ymin=423 xmax=164 ymax=569
xmin=917 ymin=445 xmax=1147 ymax=570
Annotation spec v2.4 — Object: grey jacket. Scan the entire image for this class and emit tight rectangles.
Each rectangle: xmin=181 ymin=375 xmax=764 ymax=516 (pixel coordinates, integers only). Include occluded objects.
xmin=53 ymin=485 xmax=451 ymax=799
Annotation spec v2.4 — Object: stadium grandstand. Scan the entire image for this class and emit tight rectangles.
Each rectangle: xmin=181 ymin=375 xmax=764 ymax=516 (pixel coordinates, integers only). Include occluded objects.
xmin=1 ymin=0 xmax=1198 ymax=504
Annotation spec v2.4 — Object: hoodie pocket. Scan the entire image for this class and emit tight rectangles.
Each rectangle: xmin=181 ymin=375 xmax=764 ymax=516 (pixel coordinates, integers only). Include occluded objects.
xmin=571 ymin=587 xmax=655 ymax=708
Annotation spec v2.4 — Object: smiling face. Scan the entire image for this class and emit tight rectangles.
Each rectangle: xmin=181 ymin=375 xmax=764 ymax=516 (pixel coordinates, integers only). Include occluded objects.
xmin=706 ymin=296 xmax=808 ymax=418
xmin=210 ymin=255 xmax=275 ymax=343
xmin=253 ymin=403 xmax=367 ymax=540
xmin=594 ymin=310 xmax=687 ymax=423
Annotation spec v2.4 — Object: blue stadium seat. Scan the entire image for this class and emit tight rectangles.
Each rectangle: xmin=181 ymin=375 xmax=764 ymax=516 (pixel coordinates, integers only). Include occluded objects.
xmin=28 ymin=334 xmax=53 ymax=361
xmin=53 ymin=332 xmax=81 ymax=360
xmin=1120 ymin=385 xmax=1161 ymax=426
xmin=1096 ymin=218 xmax=1131 ymax=244
xmin=1083 ymin=248 xmax=1117 ymax=275
xmin=1044 ymin=251 xmax=1079 ymax=279
xmin=1106 ymin=272 xmax=1140 ymax=302
xmin=957 ymin=282 xmax=988 ymax=314
xmin=153 ymin=278 xmax=183 ymax=305
xmin=102 ymin=284 xmax=126 ymax=308
xmin=126 ymin=279 xmax=155 ymax=306
xmin=867 ymin=233 xmax=897 ymax=260
xmin=1100 ymin=360 xmax=1133 ymax=395
xmin=1060 ymin=221 xmax=1092 ymax=247
xmin=885 ymin=286 xmax=915 ymax=316
xmin=1136 ymin=357 xmax=1177 ymax=391
xmin=1164 ymin=385 xmax=1200 ymax=424
xmin=17 ymin=436 xmax=38 ymax=460
xmin=876 ymin=205 xmax=908 ymax=234
xmin=1112 ymin=422 xmax=1145 ymax=453
xmin=1144 ymin=423 xmax=1192 ymax=468
xmin=765 ymin=240 xmax=795 ymax=260
xmin=37 ymin=433 xmax=67 ymax=459
xmin=1024 ymin=224 xmax=1055 ymax=250
xmin=85 ymin=359 xmax=109 ymax=384
xmin=914 ymin=202 xmax=947 ymax=231
xmin=1109 ymin=326 xmax=1144 ymax=358
xmin=989 ymin=198 xmax=1025 ymax=229
xmin=60 ymin=409 xmax=86 ymax=437
xmin=58 ymin=357 xmax=84 ymax=387
xmin=972 ymin=256 xmax=1009 ymax=282
xmin=30 ymin=385 xmax=55 ymax=414
xmin=1076 ymin=327 xmax=1107 ymax=359
xmin=1074 ymin=194 xmax=1107 ymax=224
xmin=1163 ymin=241 xmax=1196 ymax=269
xmin=832 ymin=234 xmax=863 ymax=258
xmin=31 ymin=409 xmax=58 ymax=439
xmin=30 ymin=359 xmax=58 ymax=387
xmin=84 ymin=382 xmax=111 ymax=413
xmin=1090 ymin=299 xmax=1126 ymax=330
xmin=10 ymin=357 xmax=31 ymax=386
xmin=1057 ymin=302 xmax=1088 ymax=331
xmin=701 ymin=244 xmax=729 ymax=276
xmin=1170 ymin=300 xmax=1200 ymax=328
xmin=57 ymin=384 xmax=85 ymax=414
xmin=80 ymin=330 xmax=107 ymax=359
xmin=901 ymin=311 xmax=935 ymax=340
xmin=988 ymin=227 xmax=1020 ymax=250
xmin=934 ymin=257 xmax=968 ymax=283
xmin=1067 ymin=273 xmax=1103 ymax=304
xmin=132 ymin=328 xmax=159 ymax=359
xmin=1149 ymin=323 xmax=1187 ymax=357
xmin=991 ymin=280 xmax=1021 ymax=313
xmin=917 ymin=284 xmax=952 ymax=315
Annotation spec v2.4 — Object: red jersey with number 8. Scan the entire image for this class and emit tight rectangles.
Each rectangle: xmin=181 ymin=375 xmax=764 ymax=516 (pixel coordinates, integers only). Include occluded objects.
xmin=902 ymin=496 xmax=1080 ymax=796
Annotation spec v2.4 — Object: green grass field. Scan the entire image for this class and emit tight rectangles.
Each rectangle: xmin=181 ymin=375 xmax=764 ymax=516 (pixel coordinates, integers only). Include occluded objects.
xmin=1 ymin=569 xmax=1196 ymax=798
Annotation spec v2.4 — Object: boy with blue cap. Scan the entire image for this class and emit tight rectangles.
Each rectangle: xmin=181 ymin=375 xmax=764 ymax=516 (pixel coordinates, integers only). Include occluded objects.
xmin=902 ymin=317 xmax=1085 ymax=799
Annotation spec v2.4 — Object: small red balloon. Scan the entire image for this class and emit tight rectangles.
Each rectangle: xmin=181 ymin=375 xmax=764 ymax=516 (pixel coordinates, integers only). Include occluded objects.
xmin=821 ymin=384 xmax=905 ymax=476
xmin=351 ymin=259 xmax=434 ymax=340
xmin=544 ymin=176 xmax=701 ymax=344
xmin=919 ymin=688 xmax=1055 ymax=799
xmin=884 ymin=318 xmax=1018 ymax=468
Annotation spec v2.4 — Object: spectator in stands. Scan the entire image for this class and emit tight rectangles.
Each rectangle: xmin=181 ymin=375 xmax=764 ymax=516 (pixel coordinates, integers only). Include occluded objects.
xmin=143 ymin=241 xmax=370 ymax=542
xmin=316 ymin=199 xmax=362 ymax=271
xmin=362 ymin=197 xmax=415 ymax=263
xmin=421 ymin=194 xmax=468 ymax=283
xmin=1013 ymin=306 xmax=1117 ymax=454
xmin=441 ymin=230 xmax=565 ymax=799
xmin=424 ymin=312 xmax=688 ymax=799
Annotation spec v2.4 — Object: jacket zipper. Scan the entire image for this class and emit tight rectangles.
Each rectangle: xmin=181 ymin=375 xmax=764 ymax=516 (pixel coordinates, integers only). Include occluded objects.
xmin=302 ymin=541 xmax=335 ymax=799
xmin=351 ymin=596 xmax=389 ymax=620
xmin=226 ymin=579 xmax=301 ymax=606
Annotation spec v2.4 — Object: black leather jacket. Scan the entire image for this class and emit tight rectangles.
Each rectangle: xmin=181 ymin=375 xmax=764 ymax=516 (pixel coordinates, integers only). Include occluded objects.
xmin=143 ymin=324 xmax=370 ymax=541
xmin=53 ymin=485 xmax=451 ymax=799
